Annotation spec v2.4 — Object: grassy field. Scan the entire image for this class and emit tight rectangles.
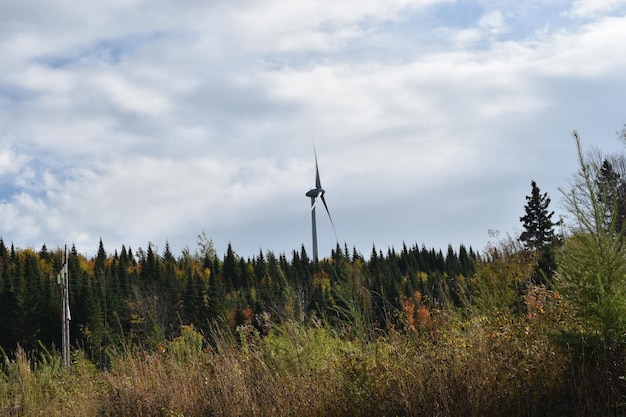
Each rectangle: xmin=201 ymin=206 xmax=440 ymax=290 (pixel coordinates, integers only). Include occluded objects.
xmin=1 ymin=298 xmax=624 ymax=417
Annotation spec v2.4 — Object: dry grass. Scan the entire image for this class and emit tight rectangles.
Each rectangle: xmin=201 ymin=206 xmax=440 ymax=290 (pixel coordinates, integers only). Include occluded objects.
xmin=0 ymin=347 xmax=102 ymax=417
xmin=0 ymin=315 xmax=624 ymax=417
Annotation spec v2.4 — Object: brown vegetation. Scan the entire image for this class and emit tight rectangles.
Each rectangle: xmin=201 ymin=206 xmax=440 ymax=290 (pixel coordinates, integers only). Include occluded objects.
xmin=2 ymin=297 xmax=625 ymax=417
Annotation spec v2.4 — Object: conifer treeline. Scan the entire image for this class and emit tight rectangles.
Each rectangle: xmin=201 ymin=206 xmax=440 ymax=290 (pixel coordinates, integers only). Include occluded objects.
xmin=0 ymin=237 xmax=477 ymax=362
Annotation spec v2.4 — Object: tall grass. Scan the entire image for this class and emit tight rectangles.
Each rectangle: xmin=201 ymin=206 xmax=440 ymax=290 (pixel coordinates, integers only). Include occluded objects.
xmin=1 ymin=309 xmax=623 ymax=417
xmin=0 ymin=346 xmax=102 ymax=416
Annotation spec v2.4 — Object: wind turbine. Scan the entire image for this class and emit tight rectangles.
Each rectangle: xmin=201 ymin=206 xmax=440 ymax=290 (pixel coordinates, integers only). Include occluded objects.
xmin=305 ymin=147 xmax=337 ymax=262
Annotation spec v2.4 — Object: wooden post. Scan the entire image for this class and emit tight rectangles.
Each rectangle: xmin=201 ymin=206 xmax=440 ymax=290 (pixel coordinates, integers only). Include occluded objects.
xmin=58 ymin=245 xmax=70 ymax=367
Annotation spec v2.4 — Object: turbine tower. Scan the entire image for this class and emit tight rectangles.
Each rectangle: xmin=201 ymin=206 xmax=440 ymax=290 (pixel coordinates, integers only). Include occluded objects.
xmin=305 ymin=147 xmax=336 ymax=262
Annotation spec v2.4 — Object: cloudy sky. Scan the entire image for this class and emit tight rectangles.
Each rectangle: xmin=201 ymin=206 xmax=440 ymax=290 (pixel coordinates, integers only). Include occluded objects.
xmin=1 ymin=0 xmax=626 ymax=259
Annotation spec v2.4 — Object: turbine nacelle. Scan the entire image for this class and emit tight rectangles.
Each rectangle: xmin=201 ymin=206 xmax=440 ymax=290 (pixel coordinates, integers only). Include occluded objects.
xmin=306 ymin=188 xmax=324 ymax=199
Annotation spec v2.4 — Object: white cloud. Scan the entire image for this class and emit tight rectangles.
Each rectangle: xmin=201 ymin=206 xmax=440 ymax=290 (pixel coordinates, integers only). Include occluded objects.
xmin=0 ymin=147 xmax=28 ymax=177
xmin=568 ymin=0 xmax=626 ymax=18
xmin=1 ymin=1 xmax=626 ymax=257
xmin=92 ymin=72 xmax=171 ymax=116
xmin=479 ymin=10 xmax=507 ymax=34
xmin=446 ymin=9 xmax=511 ymax=49
xmin=0 ymin=192 xmax=48 ymax=242
xmin=539 ymin=17 xmax=626 ymax=77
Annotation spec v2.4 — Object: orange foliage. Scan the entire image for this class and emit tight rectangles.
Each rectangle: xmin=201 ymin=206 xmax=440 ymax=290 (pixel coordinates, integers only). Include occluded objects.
xmin=242 ymin=306 xmax=254 ymax=324
xmin=402 ymin=297 xmax=416 ymax=331
xmin=417 ymin=304 xmax=430 ymax=325
xmin=402 ymin=291 xmax=430 ymax=332
xmin=524 ymin=283 xmax=565 ymax=324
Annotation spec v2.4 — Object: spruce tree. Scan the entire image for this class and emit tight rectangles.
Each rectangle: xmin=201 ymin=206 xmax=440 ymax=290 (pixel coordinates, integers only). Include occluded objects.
xmin=223 ymin=243 xmax=242 ymax=292
xmin=596 ymin=158 xmax=626 ymax=232
xmin=520 ymin=181 xmax=556 ymax=250
xmin=520 ymin=180 xmax=557 ymax=283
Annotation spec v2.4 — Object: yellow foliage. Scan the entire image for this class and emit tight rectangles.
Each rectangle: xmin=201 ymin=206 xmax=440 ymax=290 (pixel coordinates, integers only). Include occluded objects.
xmin=472 ymin=237 xmax=536 ymax=314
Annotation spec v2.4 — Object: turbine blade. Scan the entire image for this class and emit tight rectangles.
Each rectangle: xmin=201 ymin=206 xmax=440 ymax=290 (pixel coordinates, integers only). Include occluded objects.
xmin=310 ymin=192 xmax=322 ymax=211
xmin=321 ymin=194 xmax=338 ymax=242
xmin=314 ymin=147 xmax=321 ymax=189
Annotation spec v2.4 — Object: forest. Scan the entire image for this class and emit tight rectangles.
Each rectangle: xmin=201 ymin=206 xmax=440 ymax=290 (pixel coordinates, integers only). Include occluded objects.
xmin=0 ymin=235 xmax=478 ymax=362
xmin=1 ymin=131 xmax=626 ymax=416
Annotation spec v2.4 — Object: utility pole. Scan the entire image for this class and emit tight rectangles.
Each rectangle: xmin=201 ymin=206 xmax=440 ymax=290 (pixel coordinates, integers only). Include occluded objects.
xmin=57 ymin=245 xmax=71 ymax=367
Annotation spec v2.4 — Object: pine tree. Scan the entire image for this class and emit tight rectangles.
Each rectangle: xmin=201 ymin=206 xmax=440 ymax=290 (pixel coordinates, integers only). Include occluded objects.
xmin=162 ymin=241 xmax=175 ymax=264
xmin=223 ymin=243 xmax=240 ymax=291
xmin=520 ymin=180 xmax=558 ymax=283
xmin=520 ymin=180 xmax=556 ymax=251
xmin=596 ymin=158 xmax=626 ymax=232
xmin=141 ymin=243 xmax=161 ymax=282
xmin=161 ymin=241 xmax=177 ymax=284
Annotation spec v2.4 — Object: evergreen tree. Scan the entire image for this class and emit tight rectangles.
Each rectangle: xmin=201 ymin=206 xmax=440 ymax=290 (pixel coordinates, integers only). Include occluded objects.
xmin=596 ymin=158 xmax=626 ymax=232
xmin=299 ymin=245 xmax=310 ymax=268
xmin=254 ymin=249 xmax=266 ymax=289
xmin=223 ymin=243 xmax=240 ymax=291
xmin=95 ymin=239 xmax=106 ymax=273
xmin=161 ymin=241 xmax=177 ymax=284
xmin=39 ymin=243 xmax=50 ymax=262
xmin=162 ymin=241 xmax=175 ymax=264
xmin=520 ymin=180 xmax=556 ymax=250
xmin=140 ymin=243 xmax=161 ymax=282
xmin=182 ymin=266 xmax=205 ymax=327
xmin=117 ymin=245 xmax=130 ymax=289
xmin=445 ymin=244 xmax=461 ymax=277
xmin=458 ymin=244 xmax=476 ymax=277
xmin=127 ymin=246 xmax=136 ymax=267
xmin=520 ymin=180 xmax=559 ymax=283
